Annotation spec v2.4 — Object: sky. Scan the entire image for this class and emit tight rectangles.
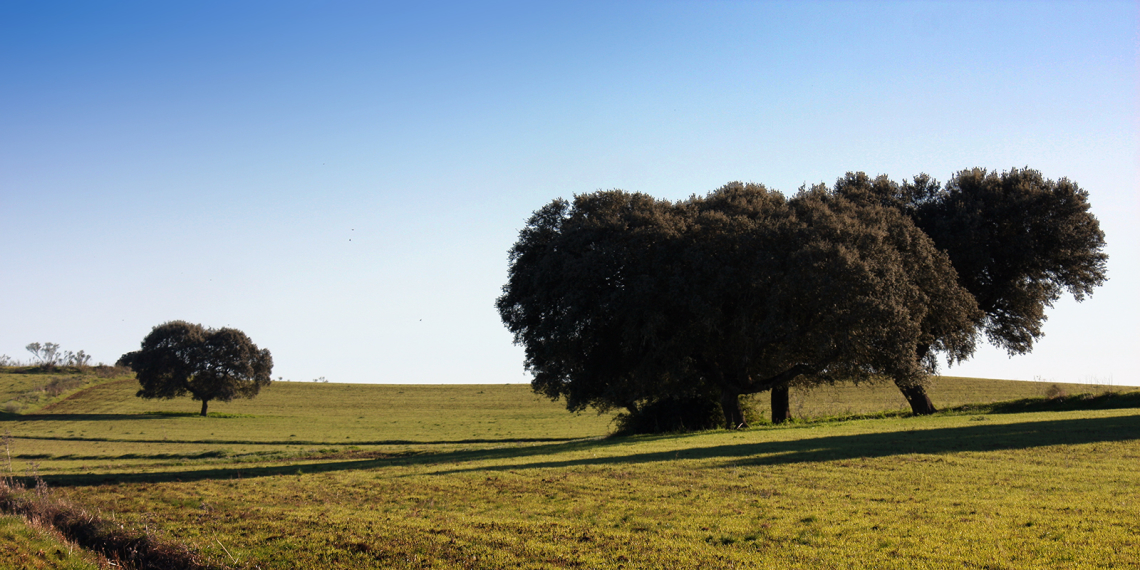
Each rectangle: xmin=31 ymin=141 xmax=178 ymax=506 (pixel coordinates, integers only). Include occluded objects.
xmin=2 ymin=1 xmax=1137 ymax=387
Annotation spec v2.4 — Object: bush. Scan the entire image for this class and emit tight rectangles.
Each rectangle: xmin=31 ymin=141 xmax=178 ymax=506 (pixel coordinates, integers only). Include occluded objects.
xmin=614 ymin=393 xmax=748 ymax=435
xmin=1044 ymin=384 xmax=1067 ymax=400
xmin=23 ymin=343 xmax=94 ymax=370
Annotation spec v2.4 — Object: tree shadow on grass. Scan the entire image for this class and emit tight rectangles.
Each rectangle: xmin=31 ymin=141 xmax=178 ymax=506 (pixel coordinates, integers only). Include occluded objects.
xmin=445 ymin=412 xmax=1140 ymax=474
xmin=11 ymin=434 xmax=581 ymax=447
xmin=32 ymin=412 xmax=1140 ymax=487
xmin=951 ymin=390 xmax=1140 ymax=415
xmin=2 ymin=413 xmax=579 ymax=446
xmin=2 ymin=411 xmax=270 ymax=422
xmin=33 ymin=437 xmax=621 ymax=487
xmin=0 ymin=413 xmax=170 ymax=422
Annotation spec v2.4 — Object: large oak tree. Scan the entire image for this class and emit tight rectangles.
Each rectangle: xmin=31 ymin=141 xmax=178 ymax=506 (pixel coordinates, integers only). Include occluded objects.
xmin=684 ymin=184 xmax=980 ymax=425
xmin=498 ymin=183 xmax=981 ymax=427
xmin=118 ymin=321 xmax=274 ymax=416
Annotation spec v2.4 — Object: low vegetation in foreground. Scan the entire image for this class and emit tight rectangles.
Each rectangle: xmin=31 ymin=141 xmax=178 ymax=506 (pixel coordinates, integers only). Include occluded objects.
xmin=0 ymin=514 xmax=103 ymax=570
xmin=1 ymin=370 xmax=1137 ymax=568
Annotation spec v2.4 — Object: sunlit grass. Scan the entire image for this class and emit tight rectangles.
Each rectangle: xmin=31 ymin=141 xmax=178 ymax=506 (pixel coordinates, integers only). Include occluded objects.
xmin=2 ymin=370 xmax=1138 ymax=568
xmin=0 ymin=514 xmax=102 ymax=569
xmin=53 ymin=409 xmax=1140 ymax=569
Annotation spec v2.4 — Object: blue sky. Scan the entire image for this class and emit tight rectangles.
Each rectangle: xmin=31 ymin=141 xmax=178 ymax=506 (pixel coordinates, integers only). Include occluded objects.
xmin=2 ymin=1 xmax=1137 ymax=388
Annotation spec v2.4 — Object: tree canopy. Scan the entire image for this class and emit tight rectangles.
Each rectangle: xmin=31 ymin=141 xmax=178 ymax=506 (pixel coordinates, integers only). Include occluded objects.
xmin=834 ymin=168 xmax=1108 ymax=413
xmin=496 ymin=191 xmax=688 ymax=415
xmin=498 ymin=182 xmax=982 ymax=428
xmin=915 ymin=168 xmax=1108 ymax=353
xmin=118 ymin=321 xmax=273 ymax=416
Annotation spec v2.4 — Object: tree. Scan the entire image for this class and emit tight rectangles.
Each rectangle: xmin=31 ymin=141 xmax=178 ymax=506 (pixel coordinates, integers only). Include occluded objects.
xmin=498 ymin=184 xmax=981 ymax=428
xmin=496 ymin=191 xmax=691 ymax=416
xmin=63 ymin=350 xmax=91 ymax=367
xmin=916 ymin=168 xmax=1108 ymax=353
xmin=26 ymin=342 xmax=63 ymax=368
xmin=117 ymin=321 xmax=273 ymax=416
xmin=683 ymin=184 xmax=979 ymax=426
xmin=831 ymin=172 xmax=976 ymax=414
xmin=834 ymin=168 xmax=1108 ymax=414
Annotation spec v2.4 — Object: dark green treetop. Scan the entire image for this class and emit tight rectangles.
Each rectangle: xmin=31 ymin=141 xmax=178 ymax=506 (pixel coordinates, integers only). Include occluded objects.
xmin=833 ymin=168 xmax=1108 ymax=355
xmin=118 ymin=321 xmax=273 ymax=416
xmin=497 ymin=182 xmax=982 ymax=427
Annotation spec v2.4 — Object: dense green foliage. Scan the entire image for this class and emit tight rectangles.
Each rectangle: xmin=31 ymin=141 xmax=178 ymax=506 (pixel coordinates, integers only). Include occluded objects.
xmin=118 ymin=321 xmax=273 ymax=416
xmin=500 ymin=168 xmax=1107 ymax=427
xmin=498 ymin=183 xmax=981 ymax=427
xmin=834 ymin=168 xmax=1108 ymax=413
xmin=612 ymin=392 xmax=730 ymax=435
xmin=915 ymin=168 xmax=1108 ymax=353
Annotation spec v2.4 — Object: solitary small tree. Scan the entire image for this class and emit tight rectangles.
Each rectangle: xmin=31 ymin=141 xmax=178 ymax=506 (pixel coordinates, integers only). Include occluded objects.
xmin=117 ymin=321 xmax=273 ymax=416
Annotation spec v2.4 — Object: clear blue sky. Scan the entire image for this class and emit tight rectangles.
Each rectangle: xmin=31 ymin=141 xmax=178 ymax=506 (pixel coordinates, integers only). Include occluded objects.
xmin=3 ymin=1 xmax=1137 ymax=387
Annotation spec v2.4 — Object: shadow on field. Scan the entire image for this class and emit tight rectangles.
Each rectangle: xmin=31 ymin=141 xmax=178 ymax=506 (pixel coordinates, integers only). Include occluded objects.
xmin=10 ymin=434 xmax=578 ymax=446
xmin=32 ymin=412 xmax=1140 ymax=487
xmin=32 ymin=437 xmax=628 ymax=487
xmin=449 ymin=413 xmax=1140 ymax=474
xmin=1 ymin=413 xmax=576 ymax=446
xmin=0 ymin=412 xmax=168 ymax=422
xmin=18 ymin=451 xmax=231 ymax=461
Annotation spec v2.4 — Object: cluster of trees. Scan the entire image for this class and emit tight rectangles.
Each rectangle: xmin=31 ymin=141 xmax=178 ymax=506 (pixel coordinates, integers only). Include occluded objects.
xmin=117 ymin=321 xmax=273 ymax=416
xmin=497 ymin=168 xmax=1107 ymax=429
xmin=17 ymin=342 xmax=92 ymax=368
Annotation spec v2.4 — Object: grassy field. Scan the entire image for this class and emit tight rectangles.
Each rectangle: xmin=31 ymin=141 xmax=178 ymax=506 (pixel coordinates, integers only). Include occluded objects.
xmin=0 ymin=366 xmax=131 ymax=415
xmin=1 ymin=370 xmax=1138 ymax=568
xmin=0 ymin=515 xmax=102 ymax=570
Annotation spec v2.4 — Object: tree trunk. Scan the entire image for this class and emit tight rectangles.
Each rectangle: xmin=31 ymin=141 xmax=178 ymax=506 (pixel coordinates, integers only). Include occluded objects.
xmin=771 ymin=385 xmax=791 ymax=424
xmin=200 ymin=399 xmax=209 ymax=417
xmin=720 ymin=390 xmax=746 ymax=429
xmin=895 ymin=379 xmax=936 ymax=415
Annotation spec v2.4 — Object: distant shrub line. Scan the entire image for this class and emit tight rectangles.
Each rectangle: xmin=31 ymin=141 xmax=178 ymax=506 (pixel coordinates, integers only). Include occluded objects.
xmin=2 ymin=342 xmax=97 ymax=370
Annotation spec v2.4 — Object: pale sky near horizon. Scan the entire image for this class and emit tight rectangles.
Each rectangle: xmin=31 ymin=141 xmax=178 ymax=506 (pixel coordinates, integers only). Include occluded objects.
xmin=3 ymin=1 xmax=1138 ymax=389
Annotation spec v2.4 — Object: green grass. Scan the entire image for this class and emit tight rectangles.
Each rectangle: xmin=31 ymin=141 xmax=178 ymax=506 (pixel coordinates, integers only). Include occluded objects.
xmin=2 ymin=373 xmax=1122 ymax=479
xmin=0 ymin=378 xmax=617 ymax=479
xmin=0 ymin=366 xmax=132 ymax=415
xmin=0 ymin=514 xmax=102 ymax=569
xmin=1 ymin=369 xmax=1138 ymax=568
xmin=49 ymin=409 xmax=1140 ymax=569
